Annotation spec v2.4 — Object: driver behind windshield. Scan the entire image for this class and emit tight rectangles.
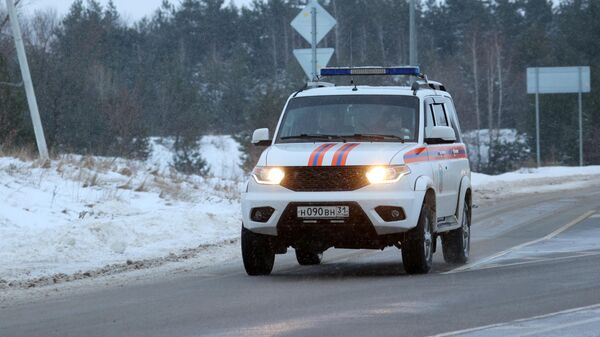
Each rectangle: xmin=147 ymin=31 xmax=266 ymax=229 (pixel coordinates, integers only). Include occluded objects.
xmin=316 ymin=111 xmax=339 ymax=134
xmin=385 ymin=111 xmax=412 ymax=139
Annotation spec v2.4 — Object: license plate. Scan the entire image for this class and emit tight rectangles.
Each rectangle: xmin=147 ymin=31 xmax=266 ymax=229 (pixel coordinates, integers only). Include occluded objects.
xmin=297 ymin=206 xmax=349 ymax=219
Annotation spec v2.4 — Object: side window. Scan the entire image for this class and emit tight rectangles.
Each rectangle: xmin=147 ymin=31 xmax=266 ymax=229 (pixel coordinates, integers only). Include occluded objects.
xmin=424 ymin=99 xmax=435 ymax=138
xmin=430 ymin=104 xmax=448 ymax=126
xmin=443 ymin=98 xmax=462 ymax=143
xmin=425 ymin=104 xmax=434 ymax=127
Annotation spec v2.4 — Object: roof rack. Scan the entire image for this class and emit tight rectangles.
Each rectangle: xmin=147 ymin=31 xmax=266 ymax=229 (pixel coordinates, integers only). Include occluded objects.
xmin=410 ymin=80 xmax=446 ymax=92
xmin=306 ymin=81 xmax=335 ymax=88
xmin=292 ymin=81 xmax=335 ymax=97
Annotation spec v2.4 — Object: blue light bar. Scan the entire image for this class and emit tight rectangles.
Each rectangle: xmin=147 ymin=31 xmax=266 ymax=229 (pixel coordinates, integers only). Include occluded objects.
xmin=320 ymin=66 xmax=421 ymax=77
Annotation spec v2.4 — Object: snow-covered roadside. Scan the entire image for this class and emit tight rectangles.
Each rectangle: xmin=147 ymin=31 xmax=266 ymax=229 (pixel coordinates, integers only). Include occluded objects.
xmin=0 ymin=136 xmax=245 ymax=289
xmin=472 ymin=166 xmax=600 ymax=200
xmin=147 ymin=136 xmax=244 ymax=179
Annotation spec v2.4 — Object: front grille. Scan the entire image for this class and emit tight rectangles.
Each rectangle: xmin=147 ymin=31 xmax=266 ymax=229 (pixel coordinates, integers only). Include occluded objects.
xmin=280 ymin=166 xmax=370 ymax=192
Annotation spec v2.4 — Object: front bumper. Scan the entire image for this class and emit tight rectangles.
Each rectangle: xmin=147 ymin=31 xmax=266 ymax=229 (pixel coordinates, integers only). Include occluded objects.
xmin=241 ymin=177 xmax=425 ymax=236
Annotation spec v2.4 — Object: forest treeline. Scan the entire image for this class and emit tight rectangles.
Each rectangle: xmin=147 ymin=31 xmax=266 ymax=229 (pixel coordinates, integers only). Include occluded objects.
xmin=0 ymin=0 xmax=598 ymax=173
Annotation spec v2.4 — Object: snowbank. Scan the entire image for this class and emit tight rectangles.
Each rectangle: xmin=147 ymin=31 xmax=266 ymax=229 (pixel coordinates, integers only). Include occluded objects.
xmin=472 ymin=166 xmax=600 ymax=198
xmin=147 ymin=136 xmax=244 ymax=180
xmin=0 ymin=136 xmax=245 ymax=286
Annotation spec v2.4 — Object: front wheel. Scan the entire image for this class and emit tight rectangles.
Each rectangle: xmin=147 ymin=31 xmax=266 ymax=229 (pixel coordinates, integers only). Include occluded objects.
xmin=402 ymin=202 xmax=434 ymax=274
xmin=241 ymin=226 xmax=275 ymax=276
xmin=442 ymin=195 xmax=471 ymax=264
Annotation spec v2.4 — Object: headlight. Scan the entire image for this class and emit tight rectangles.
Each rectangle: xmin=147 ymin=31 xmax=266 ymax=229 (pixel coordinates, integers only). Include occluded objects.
xmin=252 ymin=167 xmax=285 ymax=185
xmin=366 ymin=165 xmax=410 ymax=184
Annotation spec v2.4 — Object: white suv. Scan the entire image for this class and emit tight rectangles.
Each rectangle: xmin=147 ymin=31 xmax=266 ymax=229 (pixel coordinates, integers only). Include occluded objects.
xmin=241 ymin=67 xmax=471 ymax=275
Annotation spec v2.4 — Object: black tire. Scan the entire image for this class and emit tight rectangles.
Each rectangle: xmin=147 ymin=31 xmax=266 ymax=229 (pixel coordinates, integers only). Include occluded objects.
xmin=402 ymin=202 xmax=434 ymax=274
xmin=241 ymin=226 xmax=275 ymax=276
xmin=295 ymin=249 xmax=322 ymax=265
xmin=442 ymin=195 xmax=471 ymax=264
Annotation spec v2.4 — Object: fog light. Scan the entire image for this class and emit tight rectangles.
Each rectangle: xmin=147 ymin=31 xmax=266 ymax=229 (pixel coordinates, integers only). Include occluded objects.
xmin=251 ymin=207 xmax=275 ymax=223
xmin=375 ymin=206 xmax=406 ymax=222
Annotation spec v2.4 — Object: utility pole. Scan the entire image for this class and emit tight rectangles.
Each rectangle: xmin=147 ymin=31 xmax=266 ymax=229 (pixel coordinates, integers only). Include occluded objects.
xmin=5 ymin=0 xmax=49 ymax=160
xmin=409 ymin=0 xmax=417 ymax=65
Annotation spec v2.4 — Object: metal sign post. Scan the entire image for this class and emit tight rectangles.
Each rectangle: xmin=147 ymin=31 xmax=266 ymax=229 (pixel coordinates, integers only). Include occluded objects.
xmin=5 ymin=0 xmax=49 ymax=160
xmin=311 ymin=6 xmax=317 ymax=79
xmin=526 ymin=66 xmax=590 ymax=167
xmin=291 ymin=0 xmax=336 ymax=81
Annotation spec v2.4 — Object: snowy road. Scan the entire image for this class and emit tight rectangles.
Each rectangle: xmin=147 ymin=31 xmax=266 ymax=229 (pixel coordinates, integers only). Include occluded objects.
xmin=2 ymin=186 xmax=600 ymax=337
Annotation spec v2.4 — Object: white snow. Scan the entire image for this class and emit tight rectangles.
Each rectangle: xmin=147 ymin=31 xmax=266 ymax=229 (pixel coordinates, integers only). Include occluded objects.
xmin=472 ymin=166 xmax=600 ymax=198
xmin=0 ymin=135 xmax=245 ymax=284
xmin=146 ymin=135 xmax=244 ymax=179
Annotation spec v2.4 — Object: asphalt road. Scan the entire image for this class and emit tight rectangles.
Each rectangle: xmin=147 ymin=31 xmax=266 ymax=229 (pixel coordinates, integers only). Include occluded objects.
xmin=2 ymin=187 xmax=600 ymax=337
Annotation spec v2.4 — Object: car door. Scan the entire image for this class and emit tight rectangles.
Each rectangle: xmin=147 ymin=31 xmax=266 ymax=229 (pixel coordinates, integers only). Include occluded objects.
xmin=426 ymin=98 xmax=455 ymax=217
xmin=437 ymin=97 xmax=467 ymax=218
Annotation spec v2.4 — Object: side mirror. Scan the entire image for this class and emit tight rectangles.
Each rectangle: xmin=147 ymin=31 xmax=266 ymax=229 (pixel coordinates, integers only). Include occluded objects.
xmin=425 ymin=126 xmax=456 ymax=144
xmin=252 ymin=128 xmax=271 ymax=146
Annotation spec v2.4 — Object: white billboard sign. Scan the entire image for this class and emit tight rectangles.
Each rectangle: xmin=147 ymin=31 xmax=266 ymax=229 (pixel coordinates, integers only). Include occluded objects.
xmin=527 ymin=66 xmax=590 ymax=94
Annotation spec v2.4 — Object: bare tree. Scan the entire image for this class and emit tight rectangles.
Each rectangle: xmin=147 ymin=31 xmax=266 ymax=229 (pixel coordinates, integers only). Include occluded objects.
xmin=486 ymin=33 xmax=496 ymax=153
xmin=470 ymin=34 xmax=482 ymax=171
xmin=494 ymin=33 xmax=504 ymax=131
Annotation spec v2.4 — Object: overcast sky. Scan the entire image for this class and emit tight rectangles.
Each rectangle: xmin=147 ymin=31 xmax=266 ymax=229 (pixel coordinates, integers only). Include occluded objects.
xmin=17 ymin=0 xmax=565 ymax=23
xmin=20 ymin=0 xmax=254 ymax=22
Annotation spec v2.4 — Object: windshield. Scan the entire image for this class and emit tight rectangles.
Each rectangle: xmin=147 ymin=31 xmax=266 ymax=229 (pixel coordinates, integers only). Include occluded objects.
xmin=276 ymin=95 xmax=419 ymax=143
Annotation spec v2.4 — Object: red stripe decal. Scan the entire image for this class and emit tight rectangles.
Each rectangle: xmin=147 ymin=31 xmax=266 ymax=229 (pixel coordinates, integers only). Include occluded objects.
xmin=404 ymin=147 xmax=428 ymax=164
xmin=307 ymin=144 xmax=329 ymax=166
xmin=340 ymin=143 xmax=359 ymax=166
xmin=316 ymin=144 xmax=336 ymax=166
xmin=331 ymin=143 xmax=353 ymax=166
xmin=404 ymin=145 xmax=467 ymax=164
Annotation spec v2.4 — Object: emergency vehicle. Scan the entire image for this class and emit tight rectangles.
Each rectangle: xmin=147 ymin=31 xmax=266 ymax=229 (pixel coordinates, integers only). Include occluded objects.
xmin=241 ymin=66 xmax=471 ymax=275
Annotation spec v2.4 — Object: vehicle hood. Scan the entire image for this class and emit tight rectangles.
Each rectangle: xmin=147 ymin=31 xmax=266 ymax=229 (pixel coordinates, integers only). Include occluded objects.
xmin=264 ymin=142 xmax=416 ymax=167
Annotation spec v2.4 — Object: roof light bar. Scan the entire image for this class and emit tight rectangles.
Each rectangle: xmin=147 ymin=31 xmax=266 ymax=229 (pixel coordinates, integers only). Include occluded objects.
xmin=320 ymin=66 xmax=421 ymax=77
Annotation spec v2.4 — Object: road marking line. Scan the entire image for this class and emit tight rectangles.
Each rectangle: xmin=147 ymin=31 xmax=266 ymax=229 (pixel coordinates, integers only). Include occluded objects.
xmin=457 ymin=250 xmax=600 ymax=272
xmin=430 ymin=303 xmax=600 ymax=337
xmin=590 ymin=213 xmax=600 ymax=218
xmin=511 ymin=316 xmax=600 ymax=337
xmin=445 ymin=210 xmax=595 ymax=274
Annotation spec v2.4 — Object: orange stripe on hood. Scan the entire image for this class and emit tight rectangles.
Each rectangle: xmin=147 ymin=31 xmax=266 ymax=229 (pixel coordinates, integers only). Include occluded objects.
xmin=308 ymin=144 xmax=336 ymax=166
xmin=340 ymin=143 xmax=359 ymax=166
xmin=316 ymin=144 xmax=336 ymax=166
xmin=331 ymin=143 xmax=353 ymax=166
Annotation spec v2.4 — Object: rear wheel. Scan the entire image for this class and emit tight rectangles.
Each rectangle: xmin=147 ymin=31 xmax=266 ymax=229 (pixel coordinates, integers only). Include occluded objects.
xmin=295 ymin=249 xmax=322 ymax=265
xmin=402 ymin=202 xmax=434 ymax=274
xmin=241 ymin=226 xmax=275 ymax=276
xmin=442 ymin=195 xmax=471 ymax=264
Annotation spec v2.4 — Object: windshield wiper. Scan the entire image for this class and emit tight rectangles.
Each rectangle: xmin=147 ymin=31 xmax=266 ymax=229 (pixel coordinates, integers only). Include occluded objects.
xmin=348 ymin=133 xmax=406 ymax=142
xmin=280 ymin=134 xmax=347 ymax=141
